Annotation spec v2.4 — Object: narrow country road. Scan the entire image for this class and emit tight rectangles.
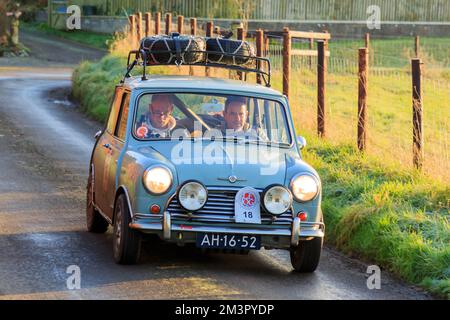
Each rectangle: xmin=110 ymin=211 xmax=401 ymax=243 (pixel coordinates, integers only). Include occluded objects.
xmin=0 ymin=30 xmax=433 ymax=300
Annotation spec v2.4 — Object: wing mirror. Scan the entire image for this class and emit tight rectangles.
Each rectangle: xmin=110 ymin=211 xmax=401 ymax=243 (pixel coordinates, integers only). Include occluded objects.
xmin=296 ymin=136 xmax=307 ymax=150
xmin=94 ymin=130 xmax=102 ymax=140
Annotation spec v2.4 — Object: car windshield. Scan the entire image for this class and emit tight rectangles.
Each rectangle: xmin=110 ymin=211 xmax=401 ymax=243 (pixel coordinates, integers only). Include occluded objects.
xmin=134 ymin=93 xmax=292 ymax=145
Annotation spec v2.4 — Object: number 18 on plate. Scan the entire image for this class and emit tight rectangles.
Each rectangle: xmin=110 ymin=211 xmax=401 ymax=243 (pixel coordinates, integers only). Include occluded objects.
xmin=234 ymin=187 xmax=261 ymax=224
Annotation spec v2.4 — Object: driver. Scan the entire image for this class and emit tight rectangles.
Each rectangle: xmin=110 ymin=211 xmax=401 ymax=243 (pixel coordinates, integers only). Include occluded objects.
xmin=218 ymin=96 xmax=267 ymax=140
xmin=136 ymin=94 xmax=189 ymax=138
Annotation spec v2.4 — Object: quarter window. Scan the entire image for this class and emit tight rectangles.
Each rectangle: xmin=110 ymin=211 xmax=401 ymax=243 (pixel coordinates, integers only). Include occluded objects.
xmin=106 ymin=87 xmax=123 ymax=134
xmin=115 ymin=92 xmax=130 ymax=140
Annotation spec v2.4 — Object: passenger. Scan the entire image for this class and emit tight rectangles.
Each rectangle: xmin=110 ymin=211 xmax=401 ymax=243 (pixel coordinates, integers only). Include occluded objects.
xmin=136 ymin=94 xmax=189 ymax=139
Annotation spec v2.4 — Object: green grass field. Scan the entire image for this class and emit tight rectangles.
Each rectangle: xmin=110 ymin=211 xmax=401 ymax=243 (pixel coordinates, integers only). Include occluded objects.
xmin=71 ymin=32 xmax=449 ymax=298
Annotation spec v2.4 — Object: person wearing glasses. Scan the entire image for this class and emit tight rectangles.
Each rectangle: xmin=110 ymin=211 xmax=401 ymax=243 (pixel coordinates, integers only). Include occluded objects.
xmin=136 ymin=94 xmax=189 ymax=139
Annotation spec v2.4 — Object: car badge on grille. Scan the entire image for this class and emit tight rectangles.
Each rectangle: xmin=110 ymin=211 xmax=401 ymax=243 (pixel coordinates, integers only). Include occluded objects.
xmin=217 ymin=175 xmax=246 ymax=183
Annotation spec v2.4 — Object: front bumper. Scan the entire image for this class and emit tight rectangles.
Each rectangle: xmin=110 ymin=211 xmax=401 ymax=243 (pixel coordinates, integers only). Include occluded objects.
xmin=129 ymin=212 xmax=325 ymax=249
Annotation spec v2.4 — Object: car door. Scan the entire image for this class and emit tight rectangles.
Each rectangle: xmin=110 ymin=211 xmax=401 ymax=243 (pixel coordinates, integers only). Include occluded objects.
xmin=92 ymin=87 xmax=123 ymax=215
xmin=104 ymin=90 xmax=131 ymax=218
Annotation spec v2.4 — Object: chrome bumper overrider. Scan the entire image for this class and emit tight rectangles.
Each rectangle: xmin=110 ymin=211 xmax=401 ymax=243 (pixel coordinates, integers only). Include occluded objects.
xmin=130 ymin=212 xmax=325 ymax=247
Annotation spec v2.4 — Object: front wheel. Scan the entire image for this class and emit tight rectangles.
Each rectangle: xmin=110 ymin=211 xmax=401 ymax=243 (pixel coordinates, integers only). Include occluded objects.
xmin=290 ymin=237 xmax=323 ymax=272
xmin=113 ymin=194 xmax=142 ymax=264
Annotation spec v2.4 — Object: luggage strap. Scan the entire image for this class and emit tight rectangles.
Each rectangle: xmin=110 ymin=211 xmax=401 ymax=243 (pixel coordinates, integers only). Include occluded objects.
xmin=173 ymin=34 xmax=183 ymax=66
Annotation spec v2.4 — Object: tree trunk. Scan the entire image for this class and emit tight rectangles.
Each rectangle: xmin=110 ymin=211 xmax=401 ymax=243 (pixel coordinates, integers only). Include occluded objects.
xmin=0 ymin=3 xmax=8 ymax=46
xmin=10 ymin=16 xmax=19 ymax=46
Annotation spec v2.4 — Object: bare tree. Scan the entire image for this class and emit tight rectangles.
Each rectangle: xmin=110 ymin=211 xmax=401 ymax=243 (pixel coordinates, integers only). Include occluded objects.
xmin=6 ymin=2 xmax=21 ymax=47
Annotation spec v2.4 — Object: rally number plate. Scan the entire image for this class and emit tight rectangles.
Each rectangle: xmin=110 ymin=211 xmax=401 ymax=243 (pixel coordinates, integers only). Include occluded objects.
xmin=234 ymin=187 xmax=261 ymax=224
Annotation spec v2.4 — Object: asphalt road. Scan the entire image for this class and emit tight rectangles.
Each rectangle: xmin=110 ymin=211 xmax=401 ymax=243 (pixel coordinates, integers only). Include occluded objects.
xmin=0 ymin=30 xmax=433 ymax=300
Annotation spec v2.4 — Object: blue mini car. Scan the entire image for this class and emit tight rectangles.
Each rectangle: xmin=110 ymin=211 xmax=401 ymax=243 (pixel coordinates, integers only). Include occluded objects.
xmin=86 ymin=38 xmax=324 ymax=271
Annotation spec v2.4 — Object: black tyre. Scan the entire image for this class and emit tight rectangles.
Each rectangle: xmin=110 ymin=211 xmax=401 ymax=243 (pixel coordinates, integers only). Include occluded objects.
xmin=290 ymin=237 xmax=323 ymax=272
xmin=86 ymin=172 xmax=109 ymax=233
xmin=113 ymin=194 xmax=141 ymax=264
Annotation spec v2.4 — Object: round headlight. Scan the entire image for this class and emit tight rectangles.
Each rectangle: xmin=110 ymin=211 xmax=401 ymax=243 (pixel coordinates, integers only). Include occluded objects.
xmin=142 ymin=166 xmax=173 ymax=195
xmin=178 ymin=181 xmax=208 ymax=211
xmin=290 ymin=174 xmax=319 ymax=202
xmin=263 ymin=185 xmax=292 ymax=215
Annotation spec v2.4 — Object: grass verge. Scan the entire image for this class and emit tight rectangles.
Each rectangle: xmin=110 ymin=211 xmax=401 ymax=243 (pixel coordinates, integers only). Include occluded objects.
xmin=72 ymin=54 xmax=449 ymax=299
xmin=302 ymin=133 xmax=449 ymax=299
xmin=22 ymin=22 xmax=113 ymax=50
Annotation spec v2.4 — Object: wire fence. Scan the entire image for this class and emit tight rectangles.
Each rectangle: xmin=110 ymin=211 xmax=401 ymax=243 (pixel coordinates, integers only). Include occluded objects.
xmin=257 ymin=35 xmax=449 ymax=180
xmin=120 ymin=15 xmax=450 ymax=181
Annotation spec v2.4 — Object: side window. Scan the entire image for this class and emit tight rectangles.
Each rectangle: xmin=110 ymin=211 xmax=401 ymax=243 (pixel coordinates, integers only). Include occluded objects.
xmin=115 ymin=92 xmax=130 ymax=141
xmin=247 ymin=98 xmax=255 ymax=126
xmin=269 ymin=102 xmax=289 ymax=143
xmin=106 ymin=87 xmax=123 ymax=134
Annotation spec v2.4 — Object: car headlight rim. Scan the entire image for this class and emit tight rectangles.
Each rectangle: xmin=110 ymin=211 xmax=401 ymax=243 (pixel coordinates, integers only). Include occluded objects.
xmin=290 ymin=173 xmax=320 ymax=202
xmin=142 ymin=165 xmax=173 ymax=195
xmin=177 ymin=180 xmax=208 ymax=212
xmin=262 ymin=184 xmax=293 ymax=216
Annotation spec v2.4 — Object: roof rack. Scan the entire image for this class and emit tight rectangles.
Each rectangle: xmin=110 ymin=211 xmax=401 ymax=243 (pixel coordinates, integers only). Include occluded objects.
xmin=121 ymin=44 xmax=272 ymax=87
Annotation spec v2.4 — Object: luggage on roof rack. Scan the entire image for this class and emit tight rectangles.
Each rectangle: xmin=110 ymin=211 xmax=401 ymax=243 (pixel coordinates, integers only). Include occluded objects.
xmin=140 ymin=33 xmax=255 ymax=67
xmin=123 ymin=33 xmax=272 ymax=87
xmin=140 ymin=35 xmax=206 ymax=65
xmin=206 ymin=38 xmax=255 ymax=65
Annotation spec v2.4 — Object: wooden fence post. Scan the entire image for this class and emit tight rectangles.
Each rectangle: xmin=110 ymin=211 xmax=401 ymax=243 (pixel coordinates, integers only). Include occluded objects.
xmin=365 ymin=33 xmax=370 ymax=49
xmin=155 ymin=12 xmax=161 ymax=35
xmin=206 ymin=21 xmax=213 ymax=37
xmin=136 ymin=12 xmax=142 ymax=44
xmin=237 ymin=27 xmax=246 ymax=80
xmin=129 ymin=15 xmax=136 ymax=47
xmin=358 ymin=47 xmax=369 ymax=151
xmin=412 ymin=58 xmax=423 ymax=169
xmin=128 ymin=14 xmax=134 ymax=34
xmin=144 ymin=12 xmax=151 ymax=37
xmin=282 ymin=27 xmax=291 ymax=99
xmin=177 ymin=15 xmax=184 ymax=34
xmin=264 ymin=33 xmax=269 ymax=56
xmin=189 ymin=18 xmax=197 ymax=76
xmin=415 ymin=35 xmax=420 ymax=57
xmin=365 ymin=32 xmax=371 ymax=64
xmin=256 ymin=29 xmax=264 ymax=85
xmin=165 ymin=13 xmax=172 ymax=35
xmin=317 ymin=40 xmax=327 ymax=138
xmin=190 ymin=18 xmax=197 ymax=35
xmin=205 ymin=21 xmax=213 ymax=77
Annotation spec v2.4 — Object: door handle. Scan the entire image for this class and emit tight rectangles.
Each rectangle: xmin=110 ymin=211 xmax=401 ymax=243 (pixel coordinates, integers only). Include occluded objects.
xmin=94 ymin=130 xmax=102 ymax=140
xmin=102 ymin=143 xmax=112 ymax=150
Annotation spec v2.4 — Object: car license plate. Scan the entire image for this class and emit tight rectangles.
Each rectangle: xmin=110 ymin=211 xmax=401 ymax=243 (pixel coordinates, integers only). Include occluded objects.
xmin=196 ymin=233 xmax=261 ymax=250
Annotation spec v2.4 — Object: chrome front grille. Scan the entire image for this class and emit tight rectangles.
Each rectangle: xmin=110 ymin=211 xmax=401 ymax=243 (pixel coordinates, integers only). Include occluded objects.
xmin=167 ymin=187 xmax=293 ymax=226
